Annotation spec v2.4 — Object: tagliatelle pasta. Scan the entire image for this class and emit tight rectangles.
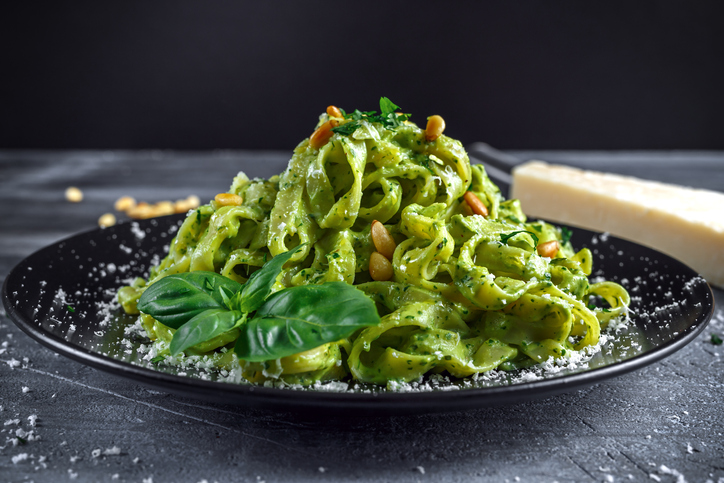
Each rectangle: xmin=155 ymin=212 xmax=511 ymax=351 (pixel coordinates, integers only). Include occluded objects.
xmin=118 ymin=99 xmax=630 ymax=387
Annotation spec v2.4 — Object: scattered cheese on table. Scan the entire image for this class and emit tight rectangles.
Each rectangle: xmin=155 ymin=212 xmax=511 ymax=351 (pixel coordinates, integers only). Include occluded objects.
xmin=511 ymin=161 xmax=724 ymax=288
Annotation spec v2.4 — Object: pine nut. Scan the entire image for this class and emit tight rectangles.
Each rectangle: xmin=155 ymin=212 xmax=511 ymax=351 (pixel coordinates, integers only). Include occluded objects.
xmin=98 ymin=213 xmax=116 ymax=228
xmin=537 ymin=240 xmax=559 ymax=258
xmin=371 ymin=220 xmax=396 ymax=260
xmin=186 ymin=195 xmax=200 ymax=207
xmin=425 ymin=115 xmax=445 ymax=141
xmin=114 ymin=196 xmax=136 ymax=212
xmin=127 ymin=203 xmax=155 ymax=219
xmin=174 ymin=195 xmax=200 ymax=213
xmin=309 ymin=119 xmax=339 ymax=149
xmin=463 ymin=191 xmax=489 ymax=217
xmin=369 ymin=251 xmax=393 ymax=281
xmin=154 ymin=200 xmax=175 ymax=216
xmin=214 ymin=193 xmax=243 ymax=206
xmin=173 ymin=201 xmax=189 ymax=214
xmin=65 ymin=187 xmax=83 ymax=203
xmin=460 ymin=199 xmax=473 ymax=216
xmin=326 ymin=105 xmax=343 ymax=118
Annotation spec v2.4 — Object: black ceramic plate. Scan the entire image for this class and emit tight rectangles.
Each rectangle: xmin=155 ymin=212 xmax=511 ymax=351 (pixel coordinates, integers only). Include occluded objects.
xmin=2 ymin=215 xmax=714 ymax=414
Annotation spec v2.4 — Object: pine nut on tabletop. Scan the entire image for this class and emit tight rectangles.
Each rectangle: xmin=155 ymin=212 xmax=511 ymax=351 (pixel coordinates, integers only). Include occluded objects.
xmin=463 ymin=191 xmax=489 ymax=217
xmin=126 ymin=202 xmax=155 ymax=219
xmin=154 ymin=200 xmax=175 ymax=216
xmin=369 ymin=251 xmax=394 ymax=281
xmin=537 ymin=240 xmax=559 ymax=258
xmin=174 ymin=195 xmax=200 ymax=213
xmin=424 ymin=115 xmax=445 ymax=141
xmin=98 ymin=213 xmax=116 ymax=228
xmin=371 ymin=220 xmax=396 ymax=260
xmin=114 ymin=196 xmax=136 ymax=212
xmin=65 ymin=186 xmax=83 ymax=203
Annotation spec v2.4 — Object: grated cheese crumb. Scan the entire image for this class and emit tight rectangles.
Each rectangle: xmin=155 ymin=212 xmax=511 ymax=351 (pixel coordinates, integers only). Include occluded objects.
xmin=12 ymin=453 xmax=29 ymax=464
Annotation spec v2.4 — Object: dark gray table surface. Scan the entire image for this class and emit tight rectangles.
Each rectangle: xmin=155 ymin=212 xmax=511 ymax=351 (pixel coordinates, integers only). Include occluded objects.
xmin=1 ymin=150 xmax=722 ymax=483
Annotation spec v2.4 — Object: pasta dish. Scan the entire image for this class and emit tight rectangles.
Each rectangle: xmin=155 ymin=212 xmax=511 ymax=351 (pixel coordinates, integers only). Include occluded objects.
xmin=118 ymin=98 xmax=630 ymax=387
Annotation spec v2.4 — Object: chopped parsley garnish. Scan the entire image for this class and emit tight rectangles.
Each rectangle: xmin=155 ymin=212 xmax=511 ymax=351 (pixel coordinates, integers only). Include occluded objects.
xmin=330 ymin=122 xmax=359 ymax=136
xmin=331 ymin=97 xmax=411 ymax=135
xmin=586 ymin=304 xmax=610 ymax=312
xmin=67 ymin=305 xmax=75 ymax=313
xmin=419 ymin=156 xmax=435 ymax=175
xmin=150 ymin=355 xmax=165 ymax=364
xmin=712 ymin=334 xmax=723 ymax=345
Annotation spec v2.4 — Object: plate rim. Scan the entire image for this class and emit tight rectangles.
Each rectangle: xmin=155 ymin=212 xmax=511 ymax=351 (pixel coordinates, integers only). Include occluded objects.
xmin=2 ymin=216 xmax=715 ymax=412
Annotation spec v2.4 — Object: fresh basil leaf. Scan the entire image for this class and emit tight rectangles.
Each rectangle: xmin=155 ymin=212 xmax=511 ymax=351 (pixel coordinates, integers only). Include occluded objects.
xmin=239 ymin=245 xmax=304 ymax=313
xmin=500 ymin=230 xmax=540 ymax=248
xmin=331 ymin=122 xmax=360 ymax=136
xmin=345 ymin=109 xmax=376 ymax=120
xmin=379 ymin=97 xmax=400 ymax=117
xmin=218 ymin=285 xmax=235 ymax=310
xmin=169 ymin=308 xmax=245 ymax=356
xmin=138 ymin=272 xmax=242 ymax=329
xmin=235 ymin=282 xmax=380 ymax=362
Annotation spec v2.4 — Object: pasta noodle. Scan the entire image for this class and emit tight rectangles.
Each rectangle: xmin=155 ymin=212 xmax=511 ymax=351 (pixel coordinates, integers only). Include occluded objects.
xmin=118 ymin=100 xmax=630 ymax=386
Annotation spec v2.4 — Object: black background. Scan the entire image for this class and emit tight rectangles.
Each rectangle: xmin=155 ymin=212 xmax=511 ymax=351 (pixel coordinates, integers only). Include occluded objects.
xmin=3 ymin=1 xmax=722 ymax=151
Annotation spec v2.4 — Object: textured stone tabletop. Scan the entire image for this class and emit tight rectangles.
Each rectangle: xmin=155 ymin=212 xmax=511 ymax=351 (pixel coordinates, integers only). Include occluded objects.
xmin=1 ymin=150 xmax=722 ymax=483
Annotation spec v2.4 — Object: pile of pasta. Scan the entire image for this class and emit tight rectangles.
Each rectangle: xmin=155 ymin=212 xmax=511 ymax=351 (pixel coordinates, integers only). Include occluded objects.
xmin=119 ymin=104 xmax=629 ymax=386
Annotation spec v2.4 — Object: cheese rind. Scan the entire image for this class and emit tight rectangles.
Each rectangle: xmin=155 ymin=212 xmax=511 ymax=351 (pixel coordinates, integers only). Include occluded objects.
xmin=511 ymin=161 xmax=724 ymax=288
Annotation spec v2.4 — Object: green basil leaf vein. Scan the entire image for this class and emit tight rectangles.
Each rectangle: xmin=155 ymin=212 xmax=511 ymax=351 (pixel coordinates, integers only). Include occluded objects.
xmin=238 ymin=245 xmax=304 ymax=313
xmin=137 ymin=271 xmax=242 ymax=329
xmin=235 ymin=282 xmax=380 ymax=362
xmin=169 ymin=308 xmax=245 ymax=356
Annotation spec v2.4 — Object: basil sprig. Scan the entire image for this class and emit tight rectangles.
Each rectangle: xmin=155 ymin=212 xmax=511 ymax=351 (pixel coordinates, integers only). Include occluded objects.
xmin=137 ymin=246 xmax=380 ymax=360
xmin=331 ymin=97 xmax=411 ymax=135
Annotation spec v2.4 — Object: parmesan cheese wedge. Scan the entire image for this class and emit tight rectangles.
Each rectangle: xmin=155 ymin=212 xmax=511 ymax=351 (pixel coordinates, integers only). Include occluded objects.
xmin=511 ymin=161 xmax=724 ymax=288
